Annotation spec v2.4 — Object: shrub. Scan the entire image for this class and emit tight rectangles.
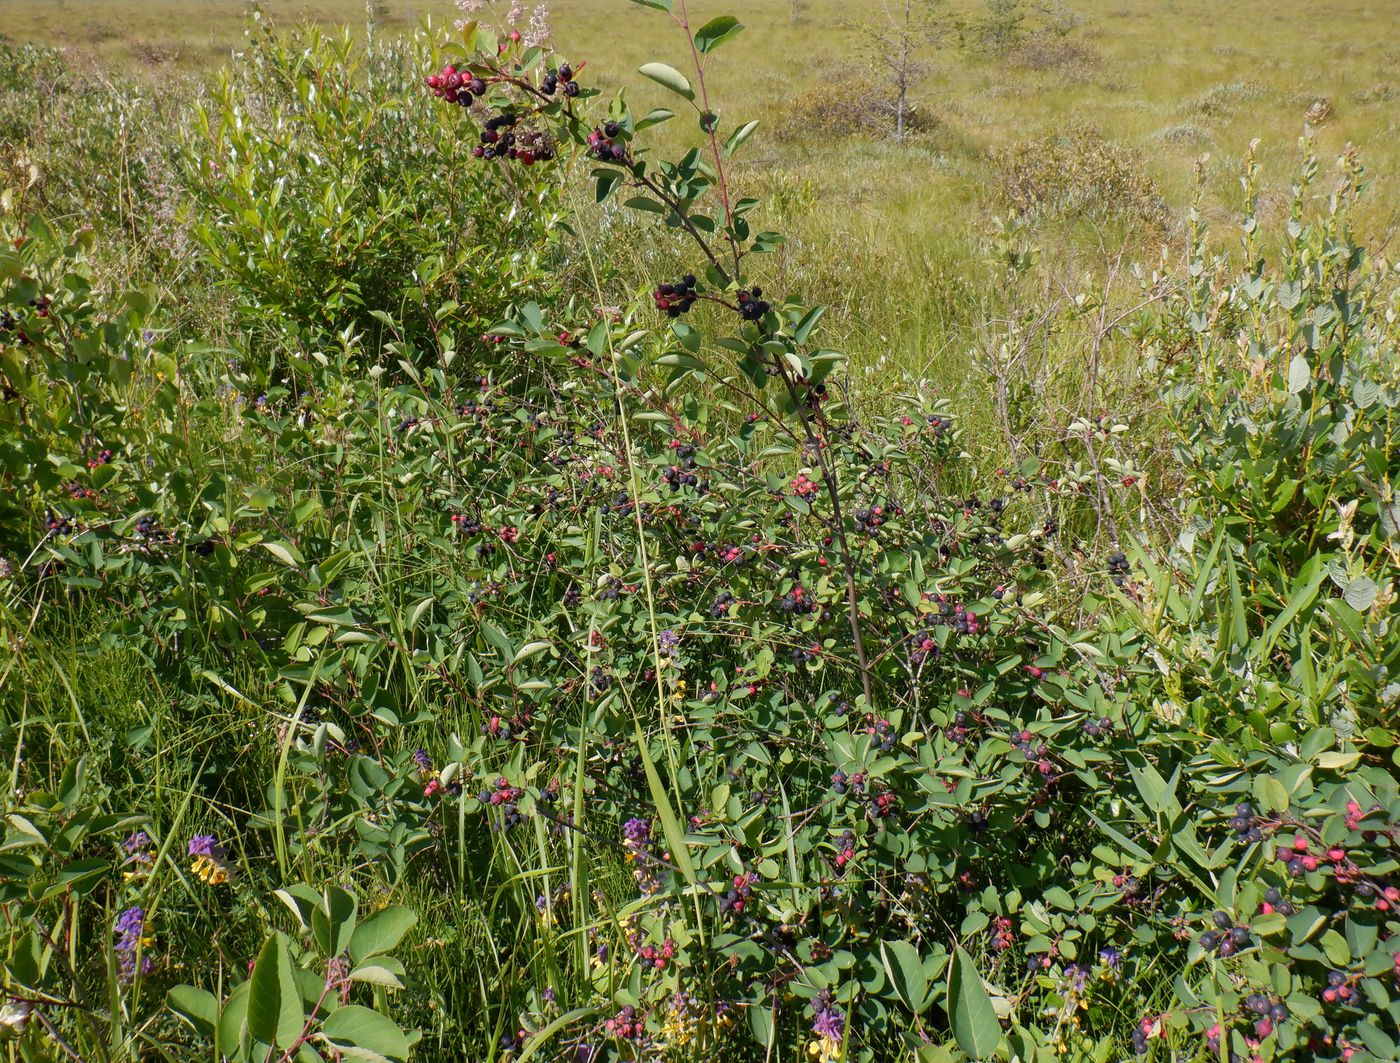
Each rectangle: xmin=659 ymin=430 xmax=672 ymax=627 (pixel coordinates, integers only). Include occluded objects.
xmin=182 ymin=24 xmax=570 ymax=374
xmin=777 ymin=85 xmax=935 ymax=141
xmin=989 ymin=123 xmax=1168 ymax=225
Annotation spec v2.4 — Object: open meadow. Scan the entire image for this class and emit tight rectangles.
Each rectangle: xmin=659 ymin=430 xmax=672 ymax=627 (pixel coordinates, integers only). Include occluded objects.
xmin=2 ymin=1 xmax=1399 ymax=1061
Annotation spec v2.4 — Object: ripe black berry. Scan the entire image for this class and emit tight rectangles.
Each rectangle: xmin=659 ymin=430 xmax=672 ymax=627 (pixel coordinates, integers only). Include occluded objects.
xmin=736 ymin=287 xmax=771 ymax=322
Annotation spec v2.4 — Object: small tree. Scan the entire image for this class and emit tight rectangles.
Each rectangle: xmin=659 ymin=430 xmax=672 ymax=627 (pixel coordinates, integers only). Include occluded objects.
xmin=858 ymin=0 xmax=948 ymax=144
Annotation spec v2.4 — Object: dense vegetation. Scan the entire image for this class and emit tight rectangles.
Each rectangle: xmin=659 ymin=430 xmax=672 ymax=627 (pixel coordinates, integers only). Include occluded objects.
xmin=2 ymin=3 xmax=1398 ymax=1062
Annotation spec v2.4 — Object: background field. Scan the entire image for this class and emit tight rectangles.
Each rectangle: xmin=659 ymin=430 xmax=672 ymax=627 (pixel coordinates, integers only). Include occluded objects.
xmin=6 ymin=0 xmax=1399 ymax=411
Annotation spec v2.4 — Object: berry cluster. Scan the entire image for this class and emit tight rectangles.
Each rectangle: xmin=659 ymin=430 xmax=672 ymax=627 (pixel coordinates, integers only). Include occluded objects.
xmin=930 ymin=596 xmax=980 ymax=635
xmin=790 ymin=474 xmax=819 ymax=500
xmin=832 ymin=829 xmax=855 ymax=871
xmin=1321 ymin=970 xmax=1357 ymax=1006
xmin=944 ymin=710 xmax=974 ymax=744
xmin=709 ymin=590 xmax=734 ymax=617
xmin=1258 ymin=885 xmax=1296 ymax=916
xmin=853 ymin=503 xmax=886 ymax=535
xmin=478 ymin=777 xmax=526 ymax=829
xmin=736 ymin=287 xmax=770 ymax=322
xmin=1227 ymin=800 xmax=1263 ymax=843
xmin=661 ymin=443 xmax=707 ymax=493
xmin=450 ymin=513 xmax=483 ymax=536
xmin=587 ymin=122 xmax=628 ymax=162
xmin=992 ymin=915 xmax=1015 ymax=951
xmin=910 ymin=629 xmax=940 ymax=665
xmin=871 ymin=790 xmax=898 ymax=819
xmin=1107 ymin=549 xmax=1131 ymax=587
xmin=1080 ymin=715 xmax=1115 ymax=739
xmin=425 ymin=64 xmax=486 ymax=106
xmin=652 ymin=274 xmax=697 ymax=317
xmin=633 ymin=938 xmax=675 ymax=971
xmin=831 ymin=770 xmax=866 ymax=796
xmin=1130 ymin=1015 xmax=1165 ymax=1055
xmin=603 ymin=1006 xmax=643 ymax=1040
xmin=482 ymin=707 xmax=532 ymax=743
xmin=544 ymin=63 xmax=579 ymax=98
xmin=622 ymin=817 xmax=664 ymax=894
xmin=1274 ymin=832 xmax=1343 ymax=878
xmin=718 ymin=871 xmax=756 ymax=915
xmin=1244 ymin=992 xmax=1289 ymax=1026
xmin=868 ymin=718 xmax=895 ymax=754
xmin=474 ymin=112 xmax=555 ymax=164
xmin=779 ymin=585 xmax=816 ymax=615
xmin=1199 ymin=909 xmax=1251 ymax=957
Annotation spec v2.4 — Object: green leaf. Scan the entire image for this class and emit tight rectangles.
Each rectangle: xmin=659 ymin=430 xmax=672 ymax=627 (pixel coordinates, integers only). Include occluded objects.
xmin=318 ymin=1005 xmax=410 ymax=1060
xmin=262 ymin=540 xmax=303 ymax=567
xmin=515 ymin=1008 xmax=597 ymax=1062
xmin=635 ymin=108 xmax=676 ymax=131
xmin=629 ymin=0 xmax=672 ymax=9
xmin=1252 ymin=562 xmax=1327 ymax=663
xmin=349 ymin=907 xmax=417 ymax=963
xmin=694 ymin=15 xmax=744 ymax=54
xmin=511 ymin=641 xmax=553 ymax=667
xmin=623 ymin=196 xmax=669 ymax=215
xmin=312 ymin=886 xmax=357 ymax=957
xmin=1287 ymin=353 xmax=1311 ymax=394
xmin=349 ymin=962 xmax=405 ymax=989
xmin=948 ymin=946 xmax=1001 ymax=1059
xmin=724 ymin=119 xmax=760 ymax=157
xmin=247 ymin=933 xmax=305 ymax=1048
xmin=167 ymin=985 xmax=219 ymax=1037
xmin=594 ymin=170 xmax=623 ymax=203
xmin=1320 ymin=929 xmax=1350 ymax=967
xmin=1253 ymin=775 xmax=1290 ymax=814
xmin=881 ymin=939 xmax=929 ymax=1013
xmin=217 ymin=981 xmax=250 ymax=1056
xmin=638 ymin=62 xmax=694 ymax=102
xmin=1343 ymin=575 xmax=1378 ymax=611
xmin=633 ymin=722 xmax=697 ymax=885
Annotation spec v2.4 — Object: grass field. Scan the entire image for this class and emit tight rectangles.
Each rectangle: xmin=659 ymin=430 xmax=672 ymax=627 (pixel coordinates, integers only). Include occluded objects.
xmin=9 ymin=0 xmax=1398 ymax=414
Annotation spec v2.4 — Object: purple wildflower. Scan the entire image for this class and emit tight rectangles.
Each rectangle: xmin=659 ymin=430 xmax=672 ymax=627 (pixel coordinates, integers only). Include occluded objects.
xmin=812 ymin=990 xmax=845 ymax=1041
xmin=114 ymin=907 xmax=153 ymax=982
xmin=121 ymin=831 xmax=154 ymax=880
xmin=187 ymin=834 xmax=217 ymax=857
xmin=188 ymin=835 xmax=229 ymax=884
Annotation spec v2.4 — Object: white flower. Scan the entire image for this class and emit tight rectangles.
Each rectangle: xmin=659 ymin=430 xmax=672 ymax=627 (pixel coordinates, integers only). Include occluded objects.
xmin=524 ymin=3 xmax=552 ymax=47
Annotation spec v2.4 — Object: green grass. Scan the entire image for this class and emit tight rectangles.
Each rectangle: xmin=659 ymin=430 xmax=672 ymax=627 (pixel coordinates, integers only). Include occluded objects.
xmin=8 ymin=0 xmax=1398 ymax=436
